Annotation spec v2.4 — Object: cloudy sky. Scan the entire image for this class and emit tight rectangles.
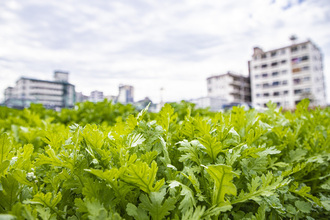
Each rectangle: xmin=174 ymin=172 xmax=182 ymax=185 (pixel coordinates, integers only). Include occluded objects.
xmin=1 ymin=0 xmax=330 ymax=103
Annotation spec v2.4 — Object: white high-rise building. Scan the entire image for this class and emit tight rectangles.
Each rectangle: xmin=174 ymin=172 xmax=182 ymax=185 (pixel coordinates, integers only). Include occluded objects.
xmin=249 ymin=39 xmax=326 ymax=109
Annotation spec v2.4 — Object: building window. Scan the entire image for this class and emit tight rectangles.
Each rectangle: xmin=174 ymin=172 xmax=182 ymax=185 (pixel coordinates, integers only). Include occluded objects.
xmin=291 ymin=46 xmax=298 ymax=52
xmin=261 ymin=54 xmax=267 ymax=59
xmin=272 ymin=81 xmax=280 ymax=86
xmin=263 ymin=83 xmax=269 ymax=88
xmin=271 ymin=51 xmax=277 ymax=57
xmin=294 ymin=89 xmax=302 ymax=94
xmin=256 ymin=93 xmax=261 ymax=97
xmin=272 ymin=71 xmax=279 ymax=76
xmin=303 ymin=77 xmax=310 ymax=82
xmin=301 ymin=55 xmax=309 ymax=61
xmin=261 ymin=64 xmax=268 ymax=68
xmin=262 ymin=73 xmax=268 ymax=78
xmin=281 ymin=60 xmax=286 ymax=64
xmin=273 ymin=92 xmax=280 ymax=96
xmin=282 ymin=80 xmax=288 ymax=85
xmin=271 ymin=62 xmax=278 ymax=67
xmin=255 ymin=74 xmax=259 ymax=78
xmin=263 ymin=93 xmax=269 ymax=97
xmin=293 ymin=78 xmax=301 ymax=84
xmin=256 ymin=84 xmax=261 ymax=88
xmin=254 ymin=65 xmax=258 ymax=69
xmin=281 ymin=49 xmax=286 ymax=54
xmin=284 ymin=90 xmax=289 ymax=95
xmin=276 ymin=102 xmax=281 ymax=106
xmin=282 ymin=70 xmax=287 ymax=74
xmin=302 ymin=66 xmax=309 ymax=71
xmin=301 ymin=45 xmax=307 ymax=50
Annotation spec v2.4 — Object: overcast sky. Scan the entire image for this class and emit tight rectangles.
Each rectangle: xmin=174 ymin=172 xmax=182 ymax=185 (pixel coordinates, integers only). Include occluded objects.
xmin=1 ymin=0 xmax=330 ymax=103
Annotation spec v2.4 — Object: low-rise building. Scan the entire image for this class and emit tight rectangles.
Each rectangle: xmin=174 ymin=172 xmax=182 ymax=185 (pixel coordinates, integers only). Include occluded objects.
xmin=4 ymin=71 xmax=75 ymax=108
xmin=189 ymin=96 xmax=227 ymax=111
xmin=207 ymin=72 xmax=251 ymax=103
xmin=89 ymin=90 xmax=104 ymax=103
xmin=75 ymin=92 xmax=89 ymax=103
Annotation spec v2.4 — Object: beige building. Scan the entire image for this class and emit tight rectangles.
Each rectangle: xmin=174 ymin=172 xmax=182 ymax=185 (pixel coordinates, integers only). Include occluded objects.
xmin=207 ymin=72 xmax=251 ymax=103
xmin=249 ymin=39 xmax=326 ymax=109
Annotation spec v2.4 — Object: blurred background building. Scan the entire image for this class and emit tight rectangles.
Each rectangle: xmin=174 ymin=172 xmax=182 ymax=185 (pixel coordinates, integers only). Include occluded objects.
xmin=3 ymin=71 xmax=75 ymax=109
xmin=207 ymin=72 xmax=251 ymax=104
xmin=117 ymin=84 xmax=134 ymax=104
xmin=249 ymin=37 xmax=326 ymax=109
xmin=89 ymin=90 xmax=104 ymax=103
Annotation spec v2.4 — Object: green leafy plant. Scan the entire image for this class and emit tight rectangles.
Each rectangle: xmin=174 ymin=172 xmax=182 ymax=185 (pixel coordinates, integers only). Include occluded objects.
xmin=0 ymin=99 xmax=329 ymax=219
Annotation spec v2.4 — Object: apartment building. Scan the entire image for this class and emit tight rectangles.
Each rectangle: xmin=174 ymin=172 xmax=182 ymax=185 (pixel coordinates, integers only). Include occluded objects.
xmin=207 ymin=72 xmax=251 ymax=103
xmin=117 ymin=84 xmax=134 ymax=104
xmin=249 ymin=39 xmax=326 ymax=109
xmin=4 ymin=71 xmax=75 ymax=108
xmin=89 ymin=90 xmax=104 ymax=103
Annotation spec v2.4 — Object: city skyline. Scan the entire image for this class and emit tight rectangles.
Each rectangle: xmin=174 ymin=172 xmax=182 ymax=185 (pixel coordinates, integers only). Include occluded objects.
xmin=1 ymin=0 xmax=330 ymax=103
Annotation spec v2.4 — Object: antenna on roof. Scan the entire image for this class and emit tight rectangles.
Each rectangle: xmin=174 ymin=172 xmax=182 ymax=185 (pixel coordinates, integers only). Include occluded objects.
xmin=290 ymin=35 xmax=297 ymax=44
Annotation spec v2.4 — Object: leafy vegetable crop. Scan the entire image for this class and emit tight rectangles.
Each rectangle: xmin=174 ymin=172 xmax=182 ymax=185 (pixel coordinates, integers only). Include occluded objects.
xmin=0 ymin=99 xmax=330 ymax=219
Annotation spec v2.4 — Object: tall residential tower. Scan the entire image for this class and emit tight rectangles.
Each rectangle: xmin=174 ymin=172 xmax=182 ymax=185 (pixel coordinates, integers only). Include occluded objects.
xmin=249 ymin=39 xmax=326 ymax=109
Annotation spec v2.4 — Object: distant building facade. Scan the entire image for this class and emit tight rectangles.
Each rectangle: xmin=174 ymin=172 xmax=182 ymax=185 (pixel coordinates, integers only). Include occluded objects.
xmin=4 ymin=71 xmax=75 ymax=108
xmin=189 ymin=96 xmax=227 ymax=111
xmin=207 ymin=72 xmax=251 ymax=103
xmin=117 ymin=85 xmax=134 ymax=104
xmin=75 ymin=92 xmax=89 ymax=103
xmin=249 ymin=39 xmax=326 ymax=108
xmin=89 ymin=90 xmax=104 ymax=103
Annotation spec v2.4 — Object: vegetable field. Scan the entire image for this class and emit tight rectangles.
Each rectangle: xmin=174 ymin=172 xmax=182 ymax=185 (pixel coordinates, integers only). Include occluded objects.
xmin=0 ymin=100 xmax=330 ymax=219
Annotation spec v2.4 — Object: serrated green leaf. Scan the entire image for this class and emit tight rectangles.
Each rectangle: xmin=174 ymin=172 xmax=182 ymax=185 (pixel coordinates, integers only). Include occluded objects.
xmin=139 ymin=189 xmax=176 ymax=220
xmin=0 ymin=133 xmax=11 ymax=164
xmin=289 ymin=182 xmax=322 ymax=206
xmin=122 ymin=161 xmax=164 ymax=194
xmin=233 ymin=172 xmax=290 ymax=204
xmin=126 ymin=203 xmax=148 ymax=220
xmin=12 ymin=169 xmax=35 ymax=187
xmin=0 ymin=174 xmax=20 ymax=210
xmin=127 ymin=133 xmax=145 ymax=148
xmin=203 ymin=164 xmax=237 ymax=208
xmin=182 ymin=206 xmax=205 ymax=220
xmin=257 ymin=146 xmax=281 ymax=157
xmin=169 ymin=180 xmax=196 ymax=213
xmin=178 ymin=140 xmax=204 ymax=165
xmin=199 ymin=134 xmax=222 ymax=162
xmin=28 ymin=192 xmax=62 ymax=209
